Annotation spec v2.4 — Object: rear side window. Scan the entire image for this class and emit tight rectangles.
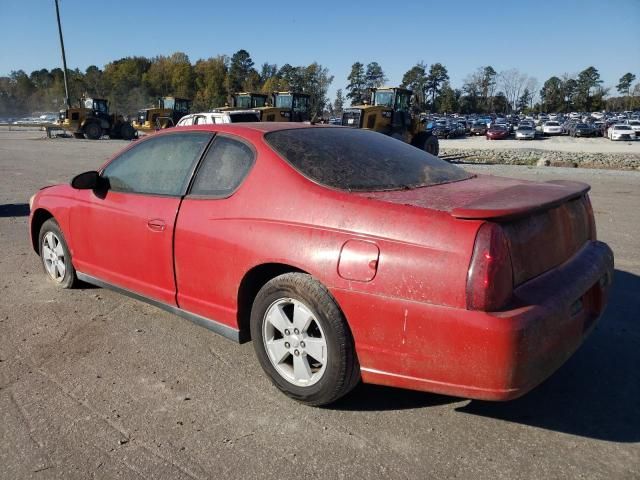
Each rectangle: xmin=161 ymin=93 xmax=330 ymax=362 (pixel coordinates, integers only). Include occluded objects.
xmin=265 ymin=127 xmax=472 ymax=192
xmin=103 ymin=132 xmax=212 ymax=196
xmin=190 ymin=136 xmax=254 ymax=197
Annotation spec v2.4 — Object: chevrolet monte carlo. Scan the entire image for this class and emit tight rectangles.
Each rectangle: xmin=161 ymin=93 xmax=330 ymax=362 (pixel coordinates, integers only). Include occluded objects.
xmin=29 ymin=123 xmax=614 ymax=406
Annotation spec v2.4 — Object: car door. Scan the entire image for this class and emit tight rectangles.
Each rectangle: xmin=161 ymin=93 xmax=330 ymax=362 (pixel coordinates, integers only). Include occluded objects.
xmin=173 ymin=135 xmax=256 ymax=325
xmin=69 ymin=131 xmax=213 ymax=304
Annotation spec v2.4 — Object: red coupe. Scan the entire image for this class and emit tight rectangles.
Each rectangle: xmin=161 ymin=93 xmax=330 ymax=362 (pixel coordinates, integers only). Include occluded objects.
xmin=486 ymin=124 xmax=510 ymax=140
xmin=29 ymin=124 xmax=613 ymax=406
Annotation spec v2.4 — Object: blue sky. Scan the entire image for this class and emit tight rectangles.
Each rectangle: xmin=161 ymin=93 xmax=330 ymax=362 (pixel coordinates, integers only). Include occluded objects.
xmin=1 ymin=0 xmax=639 ymax=101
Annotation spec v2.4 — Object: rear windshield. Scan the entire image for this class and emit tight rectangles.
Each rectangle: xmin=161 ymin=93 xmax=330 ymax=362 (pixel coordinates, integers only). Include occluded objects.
xmin=229 ymin=113 xmax=260 ymax=123
xmin=615 ymin=125 xmax=632 ymax=130
xmin=546 ymin=121 xmax=560 ymax=126
xmin=264 ymin=127 xmax=472 ymax=192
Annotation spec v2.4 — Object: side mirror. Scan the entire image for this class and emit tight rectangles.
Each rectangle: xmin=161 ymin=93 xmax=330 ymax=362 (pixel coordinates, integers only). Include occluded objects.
xmin=71 ymin=171 xmax=102 ymax=190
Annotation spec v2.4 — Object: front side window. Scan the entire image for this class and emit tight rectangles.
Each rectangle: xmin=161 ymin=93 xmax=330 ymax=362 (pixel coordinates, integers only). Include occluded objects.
xmin=103 ymin=132 xmax=212 ymax=196
xmin=293 ymin=95 xmax=309 ymax=113
xmin=190 ymin=136 xmax=255 ymax=197
xmin=394 ymin=93 xmax=410 ymax=112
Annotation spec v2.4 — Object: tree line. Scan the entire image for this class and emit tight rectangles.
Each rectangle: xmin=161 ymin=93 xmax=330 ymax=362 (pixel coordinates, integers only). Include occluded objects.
xmin=0 ymin=49 xmax=638 ymax=117
xmin=0 ymin=50 xmax=333 ymax=118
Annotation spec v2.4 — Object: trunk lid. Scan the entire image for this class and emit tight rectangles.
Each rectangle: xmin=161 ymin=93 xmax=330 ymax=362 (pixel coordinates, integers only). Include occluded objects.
xmin=357 ymin=175 xmax=593 ymax=287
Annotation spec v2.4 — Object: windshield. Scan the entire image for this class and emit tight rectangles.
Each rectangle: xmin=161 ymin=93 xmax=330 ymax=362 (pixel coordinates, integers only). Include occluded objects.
xmin=615 ymin=125 xmax=632 ymax=130
xmin=546 ymin=121 xmax=560 ymax=126
xmin=235 ymin=96 xmax=251 ymax=109
xmin=374 ymin=91 xmax=394 ymax=107
xmin=576 ymin=123 xmax=589 ymax=128
xmin=275 ymin=94 xmax=293 ymax=108
xmin=518 ymin=126 xmax=533 ymax=130
xmin=265 ymin=127 xmax=472 ymax=192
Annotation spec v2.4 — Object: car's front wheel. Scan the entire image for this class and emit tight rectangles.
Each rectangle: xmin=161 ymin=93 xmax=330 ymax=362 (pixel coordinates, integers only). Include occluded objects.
xmin=38 ymin=218 xmax=77 ymax=288
xmin=250 ymin=273 xmax=360 ymax=406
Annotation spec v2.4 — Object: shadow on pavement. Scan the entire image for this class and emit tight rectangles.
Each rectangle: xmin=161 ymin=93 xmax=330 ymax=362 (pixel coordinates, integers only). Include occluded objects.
xmin=0 ymin=203 xmax=30 ymax=218
xmin=457 ymin=269 xmax=639 ymax=442
xmin=331 ymin=383 xmax=459 ymax=412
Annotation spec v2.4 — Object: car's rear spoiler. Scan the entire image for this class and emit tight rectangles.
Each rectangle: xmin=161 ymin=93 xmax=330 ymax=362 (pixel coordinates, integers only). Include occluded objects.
xmin=451 ymin=180 xmax=590 ymax=221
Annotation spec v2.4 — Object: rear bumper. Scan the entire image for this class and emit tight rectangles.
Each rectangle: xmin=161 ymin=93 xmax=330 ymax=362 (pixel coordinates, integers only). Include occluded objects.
xmin=337 ymin=241 xmax=614 ymax=401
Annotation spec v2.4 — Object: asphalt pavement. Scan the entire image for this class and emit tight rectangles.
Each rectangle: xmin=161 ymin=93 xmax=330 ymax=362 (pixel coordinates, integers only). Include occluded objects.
xmin=1 ymin=130 xmax=638 ymax=479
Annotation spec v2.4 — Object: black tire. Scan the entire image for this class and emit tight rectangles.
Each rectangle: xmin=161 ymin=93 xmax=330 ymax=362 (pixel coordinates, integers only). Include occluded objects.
xmin=412 ymin=132 xmax=439 ymax=156
xmin=250 ymin=273 xmax=360 ymax=406
xmin=119 ymin=123 xmax=135 ymax=140
xmin=38 ymin=218 xmax=78 ymax=289
xmin=84 ymin=122 xmax=102 ymax=140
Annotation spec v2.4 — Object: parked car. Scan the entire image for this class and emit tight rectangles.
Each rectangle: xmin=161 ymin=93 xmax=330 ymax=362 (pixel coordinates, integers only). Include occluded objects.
xmin=608 ymin=124 xmax=636 ymax=141
xmin=626 ymin=120 xmax=640 ymax=137
xmin=515 ymin=125 xmax=536 ymax=140
xmin=570 ymin=123 xmax=595 ymax=137
xmin=469 ymin=121 xmax=488 ymax=136
xmin=486 ymin=124 xmax=510 ymax=139
xmin=542 ymin=121 xmax=563 ymax=135
xmin=177 ymin=110 xmax=260 ymax=126
xmin=433 ymin=120 xmax=464 ymax=139
xmin=27 ymin=124 xmax=614 ymax=406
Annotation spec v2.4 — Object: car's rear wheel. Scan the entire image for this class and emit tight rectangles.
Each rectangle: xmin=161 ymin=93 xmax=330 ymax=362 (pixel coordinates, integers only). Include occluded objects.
xmin=38 ymin=219 xmax=77 ymax=288
xmin=250 ymin=273 xmax=359 ymax=406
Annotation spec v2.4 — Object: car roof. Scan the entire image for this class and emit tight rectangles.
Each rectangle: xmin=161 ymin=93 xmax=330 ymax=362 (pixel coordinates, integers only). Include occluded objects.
xmin=170 ymin=122 xmax=331 ymax=136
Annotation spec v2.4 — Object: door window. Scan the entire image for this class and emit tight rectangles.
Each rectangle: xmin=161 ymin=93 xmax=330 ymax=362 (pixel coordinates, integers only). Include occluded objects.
xmin=102 ymin=132 xmax=212 ymax=196
xmin=189 ymin=136 xmax=254 ymax=197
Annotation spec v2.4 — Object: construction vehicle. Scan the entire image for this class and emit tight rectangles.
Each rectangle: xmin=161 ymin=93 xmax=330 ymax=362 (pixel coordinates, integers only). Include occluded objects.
xmin=217 ymin=91 xmax=310 ymax=122
xmin=57 ymin=96 xmax=136 ymax=140
xmin=215 ymin=92 xmax=268 ymax=112
xmin=341 ymin=87 xmax=439 ymax=155
xmin=132 ymin=97 xmax=191 ymax=133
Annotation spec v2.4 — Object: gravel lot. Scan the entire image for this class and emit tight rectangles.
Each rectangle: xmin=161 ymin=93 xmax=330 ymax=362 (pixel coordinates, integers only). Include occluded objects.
xmin=440 ymin=134 xmax=639 ymax=154
xmin=1 ymin=130 xmax=639 ymax=479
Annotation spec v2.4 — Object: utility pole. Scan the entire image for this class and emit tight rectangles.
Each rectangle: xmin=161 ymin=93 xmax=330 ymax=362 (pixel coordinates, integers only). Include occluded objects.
xmin=54 ymin=0 xmax=70 ymax=108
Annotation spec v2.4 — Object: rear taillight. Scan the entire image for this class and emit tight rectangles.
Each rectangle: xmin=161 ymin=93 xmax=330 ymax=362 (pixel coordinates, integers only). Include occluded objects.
xmin=583 ymin=194 xmax=597 ymax=240
xmin=466 ymin=222 xmax=513 ymax=311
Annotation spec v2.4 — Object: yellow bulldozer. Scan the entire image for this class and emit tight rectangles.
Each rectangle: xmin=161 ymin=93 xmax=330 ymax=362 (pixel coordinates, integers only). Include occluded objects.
xmin=57 ymin=97 xmax=136 ymax=140
xmin=341 ymin=87 xmax=439 ymax=155
xmin=132 ymin=97 xmax=191 ymax=133
xmin=218 ymin=91 xmax=310 ymax=122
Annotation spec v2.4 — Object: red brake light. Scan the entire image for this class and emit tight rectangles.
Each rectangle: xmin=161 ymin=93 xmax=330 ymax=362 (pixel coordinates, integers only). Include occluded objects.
xmin=466 ymin=222 xmax=513 ymax=311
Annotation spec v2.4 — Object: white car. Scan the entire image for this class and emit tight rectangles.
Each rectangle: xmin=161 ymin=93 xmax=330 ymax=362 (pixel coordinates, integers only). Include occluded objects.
xmin=542 ymin=121 xmax=563 ymax=135
xmin=625 ymin=120 xmax=640 ymax=137
xmin=515 ymin=125 xmax=536 ymax=140
xmin=608 ymin=124 xmax=636 ymax=141
xmin=177 ymin=110 xmax=260 ymax=126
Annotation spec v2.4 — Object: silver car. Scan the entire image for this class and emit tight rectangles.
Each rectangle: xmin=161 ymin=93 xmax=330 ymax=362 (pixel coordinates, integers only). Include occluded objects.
xmin=515 ymin=125 xmax=536 ymax=140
